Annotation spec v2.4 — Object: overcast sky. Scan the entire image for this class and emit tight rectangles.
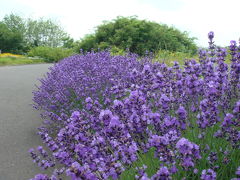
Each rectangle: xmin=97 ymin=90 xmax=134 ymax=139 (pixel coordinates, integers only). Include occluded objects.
xmin=1 ymin=0 xmax=240 ymax=47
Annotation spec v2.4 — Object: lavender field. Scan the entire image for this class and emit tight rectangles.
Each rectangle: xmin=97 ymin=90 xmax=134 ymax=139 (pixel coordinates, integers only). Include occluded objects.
xmin=29 ymin=32 xmax=240 ymax=180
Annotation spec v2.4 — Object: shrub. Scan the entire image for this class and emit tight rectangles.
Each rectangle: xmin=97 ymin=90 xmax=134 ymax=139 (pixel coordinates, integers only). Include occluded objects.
xmin=32 ymin=51 xmax=141 ymax=115
xmin=77 ymin=16 xmax=198 ymax=56
xmin=28 ymin=46 xmax=74 ymax=62
xmin=30 ymin=32 xmax=240 ymax=180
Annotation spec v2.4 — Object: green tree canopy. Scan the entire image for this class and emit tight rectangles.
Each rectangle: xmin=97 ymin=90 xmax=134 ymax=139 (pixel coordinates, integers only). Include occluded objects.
xmin=0 ymin=22 xmax=23 ymax=53
xmin=78 ymin=16 xmax=198 ymax=56
xmin=25 ymin=18 xmax=68 ymax=47
xmin=2 ymin=13 xmax=26 ymax=35
xmin=1 ymin=13 xmax=69 ymax=53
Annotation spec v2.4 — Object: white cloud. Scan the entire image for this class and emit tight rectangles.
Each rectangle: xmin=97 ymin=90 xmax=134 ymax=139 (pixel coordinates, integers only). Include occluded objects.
xmin=172 ymin=0 xmax=240 ymax=46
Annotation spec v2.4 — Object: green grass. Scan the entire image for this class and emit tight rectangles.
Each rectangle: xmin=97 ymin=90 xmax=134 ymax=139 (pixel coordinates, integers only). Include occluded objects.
xmin=152 ymin=50 xmax=198 ymax=66
xmin=0 ymin=56 xmax=46 ymax=66
xmin=152 ymin=50 xmax=232 ymax=66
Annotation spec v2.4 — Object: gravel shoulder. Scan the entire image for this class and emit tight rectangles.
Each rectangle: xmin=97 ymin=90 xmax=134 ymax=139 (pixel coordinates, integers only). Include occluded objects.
xmin=0 ymin=64 xmax=53 ymax=180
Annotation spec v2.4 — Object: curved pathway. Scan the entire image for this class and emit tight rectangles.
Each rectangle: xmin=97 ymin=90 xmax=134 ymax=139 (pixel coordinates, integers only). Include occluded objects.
xmin=0 ymin=64 xmax=53 ymax=180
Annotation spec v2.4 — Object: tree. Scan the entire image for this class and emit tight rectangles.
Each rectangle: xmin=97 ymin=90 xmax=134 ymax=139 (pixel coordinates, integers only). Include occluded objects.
xmin=78 ymin=16 xmax=198 ymax=56
xmin=1 ymin=13 xmax=69 ymax=53
xmin=2 ymin=14 xmax=26 ymax=35
xmin=62 ymin=36 xmax=75 ymax=49
xmin=0 ymin=23 xmax=23 ymax=53
xmin=25 ymin=18 xmax=68 ymax=47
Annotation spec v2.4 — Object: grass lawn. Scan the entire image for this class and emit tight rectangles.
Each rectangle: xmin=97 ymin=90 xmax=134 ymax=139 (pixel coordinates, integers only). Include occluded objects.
xmin=0 ymin=56 xmax=46 ymax=66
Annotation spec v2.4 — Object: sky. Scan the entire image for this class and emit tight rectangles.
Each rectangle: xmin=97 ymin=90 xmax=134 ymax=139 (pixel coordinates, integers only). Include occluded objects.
xmin=1 ymin=0 xmax=240 ymax=47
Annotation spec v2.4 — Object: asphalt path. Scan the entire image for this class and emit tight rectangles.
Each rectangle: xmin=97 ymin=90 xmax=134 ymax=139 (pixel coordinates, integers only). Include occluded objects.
xmin=0 ymin=64 xmax=53 ymax=180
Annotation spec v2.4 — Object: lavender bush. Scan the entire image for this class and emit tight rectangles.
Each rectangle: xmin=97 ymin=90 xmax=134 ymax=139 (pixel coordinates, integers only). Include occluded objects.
xmin=30 ymin=32 xmax=240 ymax=180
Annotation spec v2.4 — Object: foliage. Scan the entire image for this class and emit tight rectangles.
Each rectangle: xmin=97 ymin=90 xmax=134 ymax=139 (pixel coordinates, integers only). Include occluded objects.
xmin=28 ymin=46 xmax=75 ymax=62
xmin=2 ymin=13 xmax=26 ymax=34
xmin=25 ymin=18 xmax=68 ymax=47
xmin=77 ymin=16 xmax=198 ymax=56
xmin=30 ymin=32 xmax=240 ymax=180
xmin=0 ymin=23 xmax=24 ymax=53
xmin=0 ymin=13 xmax=69 ymax=53
xmin=110 ymin=46 xmax=126 ymax=56
xmin=62 ymin=36 xmax=76 ymax=49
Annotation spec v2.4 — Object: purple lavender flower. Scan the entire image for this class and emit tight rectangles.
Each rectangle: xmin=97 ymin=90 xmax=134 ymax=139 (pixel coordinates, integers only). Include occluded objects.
xmin=194 ymin=168 xmax=198 ymax=174
xmin=208 ymin=31 xmax=214 ymax=41
xmin=151 ymin=166 xmax=171 ymax=180
xmin=109 ymin=115 xmax=121 ymax=128
xmin=207 ymin=152 xmax=218 ymax=164
xmin=176 ymin=138 xmax=193 ymax=154
xmin=30 ymin=174 xmax=50 ymax=180
xmin=113 ymin=99 xmax=124 ymax=112
xmin=170 ymin=165 xmax=178 ymax=174
xmin=99 ymin=109 xmax=113 ymax=126
xmin=200 ymin=169 xmax=216 ymax=180
xmin=176 ymin=106 xmax=187 ymax=130
xmin=176 ymin=138 xmax=201 ymax=169
xmin=66 ymin=162 xmax=98 ymax=180
xmin=30 ymin=34 xmax=240 ymax=179
xmin=233 ymin=100 xmax=240 ymax=117
xmin=37 ymin=146 xmax=48 ymax=158
xmin=236 ymin=166 xmax=240 ymax=176
xmin=222 ymin=113 xmax=234 ymax=127
xmin=135 ymin=165 xmax=150 ymax=180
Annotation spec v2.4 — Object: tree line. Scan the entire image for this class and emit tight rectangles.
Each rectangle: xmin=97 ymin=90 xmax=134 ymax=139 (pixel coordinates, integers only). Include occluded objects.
xmin=0 ymin=14 xmax=198 ymax=57
xmin=0 ymin=13 xmax=74 ymax=53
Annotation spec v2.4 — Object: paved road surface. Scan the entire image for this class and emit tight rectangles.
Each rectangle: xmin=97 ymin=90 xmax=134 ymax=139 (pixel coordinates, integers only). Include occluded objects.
xmin=0 ymin=64 xmax=53 ymax=180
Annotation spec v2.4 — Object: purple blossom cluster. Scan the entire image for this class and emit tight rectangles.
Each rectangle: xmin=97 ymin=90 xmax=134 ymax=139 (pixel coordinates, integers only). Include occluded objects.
xmin=176 ymin=138 xmax=201 ymax=169
xmin=33 ymin=51 xmax=140 ymax=115
xmin=200 ymin=169 xmax=216 ymax=180
xmin=135 ymin=165 xmax=172 ymax=180
xmin=30 ymin=32 xmax=240 ymax=179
